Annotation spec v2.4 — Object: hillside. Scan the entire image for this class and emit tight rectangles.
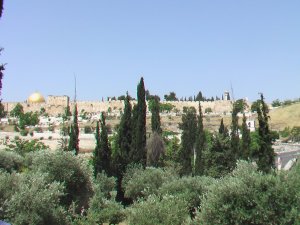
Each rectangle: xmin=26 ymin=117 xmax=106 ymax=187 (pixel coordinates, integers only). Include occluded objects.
xmin=269 ymin=103 xmax=300 ymax=131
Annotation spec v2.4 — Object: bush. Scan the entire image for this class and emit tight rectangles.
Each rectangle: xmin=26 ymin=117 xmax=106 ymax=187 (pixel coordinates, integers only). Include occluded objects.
xmin=126 ymin=194 xmax=189 ymax=225
xmin=0 ymin=150 xmax=24 ymax=172
xmin=0 ymin=171 xmax=20 ymax=218
xmin=75 ymin=173 xmax=125 ymax=224
xmin=4 ymin=172 xmax=70 ymax=225
xmin=122 ymin=165 xmax=178 ymax=201
xmin=204 ymin=107 xmax=212 ymax=114
xmin=84 ymin=126 xmax=93 ymax=134
xmin=27 ymin=151 xmax=93 ymax=211
xmin=191 ymin=161 xmax=299 ymax=225
xmin=158 ymin=176 xmax=215 ymax=216
xmin=5 ymin=138 xmax=48 ymax=156
xmin=20 ymin=129 xmax=28 ymax=136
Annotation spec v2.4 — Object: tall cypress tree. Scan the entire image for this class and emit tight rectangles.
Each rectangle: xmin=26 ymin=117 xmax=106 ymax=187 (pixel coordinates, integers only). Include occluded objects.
xmin=150 ymin=98 xmax=162 ymax=134
xmin=241 ymin=113 xmax=251 ymax=160
xmin=230 ymin=104 xmax=240 ymax=160
xmin=97 ymin=112 xmax=112 ymax=175
xmin=68 ymin=103 xmax=79 ymax=155
xmin=256 ymin=94 xmax=274 ymax=173
xmin=219 ymin=118 xmax=225 ymax=135
xmin=195 ymin=103 xmax=206 ymax=176
xmin=131 ymin=77 xmax=147 ymax=166
xmin=117 ymin=92 xmax=132 ymax=170
xmin=179 ymin=107 xmax=197 ymax=175
xmin=93 ymin=120 xmax=101 ymax=176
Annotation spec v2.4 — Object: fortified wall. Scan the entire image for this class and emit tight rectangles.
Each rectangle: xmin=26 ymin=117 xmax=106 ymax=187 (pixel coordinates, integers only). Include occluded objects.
xmin=4 ymin=95 xmax=235 ymax=116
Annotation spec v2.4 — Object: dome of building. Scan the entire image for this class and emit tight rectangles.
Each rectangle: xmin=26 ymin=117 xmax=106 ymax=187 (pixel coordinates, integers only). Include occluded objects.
xmin=28 ymin=92 xmax=45 ymax=103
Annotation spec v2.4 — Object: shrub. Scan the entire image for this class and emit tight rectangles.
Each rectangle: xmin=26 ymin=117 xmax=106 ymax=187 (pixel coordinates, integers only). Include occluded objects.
xmin=0 ymin=150 xmax=24 ymax=172
xmin=74 ymin=173 xmax=125 ymax=224
xmin=48 ymin=136 xmax=53 ymax=140
xmin=0 ymin=171 xmax=20 ymax=218
xmin=4 ymin=172 xmax=70 ymax=225
xmin=5 ymin=138 xmax=48 ymax=157
xmin=191 ymin=161 xmax=299 ymax=225
xmin=27 ymin=151 xmax=93 ymax=211
xmin=158 ymin=176 xmax=215 ymax=216
xmin=84 ymin=126 xmax=93 ymax=134
xmin=122 ymin=165 xmax=178 ymax=201
xmin=126 ymin=194 xmax=189 ymax=225
xmin=20 ymin=129 xmax=28 ymax=136
xmin=204 ymin=107 xmax=212 ymax=114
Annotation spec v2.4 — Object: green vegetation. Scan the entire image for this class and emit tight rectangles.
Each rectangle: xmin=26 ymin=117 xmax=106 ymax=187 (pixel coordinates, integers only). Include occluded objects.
xmin=68 ymin=104 xmax=79 ymax=155
xmin=0 ymin=77 xmax=292 ymax=224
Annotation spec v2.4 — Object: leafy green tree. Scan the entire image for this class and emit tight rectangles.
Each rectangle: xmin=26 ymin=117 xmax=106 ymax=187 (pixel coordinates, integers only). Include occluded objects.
xmin=272 ymin=99 xmax=281 ymax=107
xmin=122 ymin=166 xmax=178 ymax=201
xmin=19 ymin=111 xmax=39 ymax=129
xmin=5 ymin=137 xmax=48 ymax=156
xmin=233 ymin=99 xmax=248 ymax=113
xmin=252 ymin=94 xmax=275 ymax=173
xmin=241 ymin=113 xmax=251 ymax=159
xmin=179 ymin=107 xmax=197 ymax=175
xmin=10 ymin=103 xmax=24 ymax=118
xmin=195 ymin=103 xmax=206 ymax=176
xmin=27 ymin=151 xmax=93 ymax=211
xmin=158 ymin=176 xmax=215 ymax=217
xmin=204 ymin=133 xmax=233 ymax=178
xmin=150 ymin=98 xmax=162 ymax=134
xmin=251 ymin=100 xmax=261 ymax=112
xmin=0 ymin=150 xmax=24 ymax=172
xmin=4 ymin=172 xmax=69 ymax=225
xmin=131 ymin=77 xmax=147 ymax=166
xmin=68 ymin=104 xmax=79 ymax=155
xmin=164 ymin=91 xmax=178 ymax=101
xmin=79 ymin=173 xmax=125 ymax=225
xmin=126 ymin=195 xmax=189 ymax=225
xmin=192 ymin=161 xmax=299 ymax=225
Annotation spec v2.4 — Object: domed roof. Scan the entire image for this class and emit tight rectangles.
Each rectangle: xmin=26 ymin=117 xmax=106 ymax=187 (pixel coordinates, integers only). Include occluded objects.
xmin=28 ymin=92 xmax=45 ymax=103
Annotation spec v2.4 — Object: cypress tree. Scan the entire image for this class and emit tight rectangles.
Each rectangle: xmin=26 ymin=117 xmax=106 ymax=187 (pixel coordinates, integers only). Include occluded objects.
xmin=195 ymin=103 xmax=206 ymax=176
xmin=205 ymin=133 xmax=232 ymax=178
xmin=179 ymin=107 xmax=197 ymax=175
xmin=98 ymin=112 xmax=112 ymax=175
xmin=241 ymin=113 xmax=251 ymax=159
xmin=150 ymin=98 xmax=162 ymax=134
xmin=117 ymin=92 xmax=132 ymax=170
xmin=256 ymin=94 xmax=274 ymax=173
xmin=230 ymin=104 xmax=240 ymax=160
xmin=131 ymin=77 xmax=147 ymax=166
xmin=68 ymin=103 xmax=79 ymax=155
xmin=93 ymin=120 xmax=101 ymax=176
xmin=219 ymin=118 xmax=225 ymax=135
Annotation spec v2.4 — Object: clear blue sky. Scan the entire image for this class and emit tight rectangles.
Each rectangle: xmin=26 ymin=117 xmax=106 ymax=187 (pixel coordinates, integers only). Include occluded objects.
xmin=0 ymin=1 xmax=300 ymax=102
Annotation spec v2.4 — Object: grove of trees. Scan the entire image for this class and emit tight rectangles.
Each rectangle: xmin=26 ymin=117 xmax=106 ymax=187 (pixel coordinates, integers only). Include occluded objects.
xmin=0 ymin=77 xmax=291 ymax=225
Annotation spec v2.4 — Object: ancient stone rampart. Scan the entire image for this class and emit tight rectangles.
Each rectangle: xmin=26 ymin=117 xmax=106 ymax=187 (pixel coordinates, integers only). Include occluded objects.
xmin=4 ymin=96 xmax=235 ymax=116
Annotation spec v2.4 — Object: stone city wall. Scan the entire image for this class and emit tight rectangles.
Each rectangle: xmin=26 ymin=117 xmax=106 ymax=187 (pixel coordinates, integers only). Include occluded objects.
xmin=4 ymin=96 xmax=236 ymax=116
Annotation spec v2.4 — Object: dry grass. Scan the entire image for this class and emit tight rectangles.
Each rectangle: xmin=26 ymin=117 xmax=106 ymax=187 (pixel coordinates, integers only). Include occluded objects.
xmin=269 ymin=103 xmax=300 ymax=131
